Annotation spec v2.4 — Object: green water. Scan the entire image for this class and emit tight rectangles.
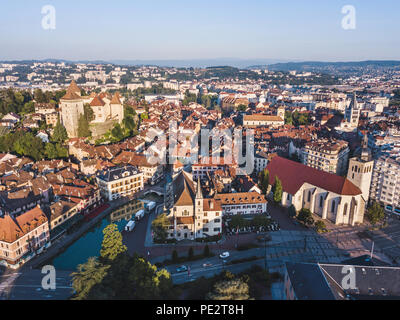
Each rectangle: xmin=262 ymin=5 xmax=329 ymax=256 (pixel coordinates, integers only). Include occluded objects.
xmin=51 ymin=200 xmax=142 ymax=271
xmin=51 ymin=217 xmax=127 ymax=270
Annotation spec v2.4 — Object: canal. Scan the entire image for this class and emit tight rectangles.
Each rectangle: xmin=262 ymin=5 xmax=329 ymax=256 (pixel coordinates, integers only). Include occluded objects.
xmin=51 ymin=199 xmax=144 ymax=270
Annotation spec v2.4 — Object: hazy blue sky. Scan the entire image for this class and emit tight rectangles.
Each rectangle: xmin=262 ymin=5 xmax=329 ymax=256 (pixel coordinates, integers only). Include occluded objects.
xmin=0 ymin=0 xmax=399 ymax=62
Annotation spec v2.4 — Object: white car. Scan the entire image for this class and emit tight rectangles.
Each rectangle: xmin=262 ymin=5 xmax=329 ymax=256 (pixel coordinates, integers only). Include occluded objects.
xmin=219 ymin=252 xmax=230 ymax=259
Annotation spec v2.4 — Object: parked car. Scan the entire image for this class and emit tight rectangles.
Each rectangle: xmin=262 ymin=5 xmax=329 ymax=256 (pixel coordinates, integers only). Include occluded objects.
xmin=219 ymin=252 xmax=230 ymax=259
xmin=176 ymin=265 xmax=188 ymax=273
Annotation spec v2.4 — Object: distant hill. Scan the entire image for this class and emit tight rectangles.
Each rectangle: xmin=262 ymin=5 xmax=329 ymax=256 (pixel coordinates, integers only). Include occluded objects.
xmin=266 ymin=60 xmax=400 ymax=73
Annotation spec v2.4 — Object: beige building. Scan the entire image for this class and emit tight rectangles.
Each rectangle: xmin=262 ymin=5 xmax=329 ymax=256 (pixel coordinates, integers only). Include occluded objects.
xmin=96 ymin=165 xmax=144 ymax=201
xmin=166 ymin=171 xmax=222 ymax=240
xmin=243 ymin=114 xmax=284 ymax=128
xmin=267 ymin=156 xmax=366 ymax=226
xmin=301 ymin=139 xmax=350 ymax=176
xmin=0 ymin=206 xmax=50 ymax=269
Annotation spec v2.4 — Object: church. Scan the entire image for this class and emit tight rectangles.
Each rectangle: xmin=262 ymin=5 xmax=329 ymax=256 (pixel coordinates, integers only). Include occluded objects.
xmin=266 ymin=155 xmax=367 ymax=226
xmin=60 ymin=81 xmax=124 ymax=138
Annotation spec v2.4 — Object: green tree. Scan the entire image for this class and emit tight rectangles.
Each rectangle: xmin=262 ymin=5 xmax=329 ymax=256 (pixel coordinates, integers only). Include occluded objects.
xmin=128 ymin=254 xmax=174 ymax=300
xmin=272 ymin=176 xmax=283 ymax=204
xmin=259 ymin=169 xmax=269 ymax=195
xmin=366 ymin=201 xmax=385 ymax=226
xmin=52 ymin=120 xmax=68 ymax=142
xmin=78 ymin=114 xmax=91 ymax=138
xmin=207 ymin=278 xmax=250 ymax=300
xmin=229 ymin=215 xmax=247 ymax=230
xmin=297 ymin=208 xmax=314 ymax=226
xmin=100 ymin=224 xmax=127 ymax=263
xmin=151 ymin=213 xmax=170 ymax=242
xmin=84 ymin=104 xmax=95 ymax=122
xmin=71 ymin=257 xmax=111 ymax=300
xmin=45 ymin=143 xmax=58 ymax=159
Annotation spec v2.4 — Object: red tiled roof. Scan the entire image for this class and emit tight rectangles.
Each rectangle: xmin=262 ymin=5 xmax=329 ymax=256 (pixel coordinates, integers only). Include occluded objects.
xmin=266 ymin=156 xmax=361 ymax=196
xmin=90 ymin=95 xmax=105 ymax=107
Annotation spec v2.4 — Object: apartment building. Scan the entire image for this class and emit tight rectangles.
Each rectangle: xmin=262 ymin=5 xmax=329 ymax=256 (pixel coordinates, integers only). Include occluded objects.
xmin=370 ymin=156 xmax=400 ymax=215
xmin=301 ymin=139 xmax=350 ymax=176
xmin=214 ymin=192 xmax=268 ymax=216
xmin=96 ymin=165 xmax=144 ymax=201
xmin=0 ymin=206 xmax=50 ymax=269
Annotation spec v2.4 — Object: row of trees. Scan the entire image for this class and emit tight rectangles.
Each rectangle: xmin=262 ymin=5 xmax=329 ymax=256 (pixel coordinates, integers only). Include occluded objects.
xmin=71 ymin=224 xmax=176 ymax=300
xmin=0 ymin=123 xmax=68 ymax=161
xmin=258 ymin=169 xmax=283 ymax=204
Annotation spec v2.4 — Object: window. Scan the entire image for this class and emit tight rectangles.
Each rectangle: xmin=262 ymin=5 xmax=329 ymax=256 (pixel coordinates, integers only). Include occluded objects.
xmin=308 ymin=191 xmax=311 ymax=202
xmin=320 ymin=196 xmax=324 ymax=208
xmin=331 ymin=201 xmax=335 ymax=213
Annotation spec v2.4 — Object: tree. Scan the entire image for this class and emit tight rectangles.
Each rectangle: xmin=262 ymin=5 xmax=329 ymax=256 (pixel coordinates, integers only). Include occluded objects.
xmin=84 ymin=104 xmax=95 ymax=122
xmin=203 ymin=245 xmax=210 ymax=257
xmin=259 ymin=169 xmax=269 ymax=195
xmin=52 ymin=120 xmax=68 ymax=142
xmin=366 ymin=201 xmax=385 ymax=226
xmin=273 ymin=176 xmax=283 ymax=204
xmin=100 ymin=224 xmax=127 ymax=263
xmin=45 ymin=143 xmax=58 ymax=159
xmin=151 ymin=213 xmax=170 ymax=242
xmin=78 ymin=114 xmax=91 ymax=138
xmin=71 ymin=257 xmax=111 ymax=300
xmin=297 ymin=208 xmax=314 ymax=226
xmin=128 ymin=254 xmax=174 ymax=300
xmin=229 ymin=215 xmax=247 ymax=230
xmin=188 ymin=247 xmax=194 ymax=260
xmin=207 ymin=278 xmax=250 ymax=300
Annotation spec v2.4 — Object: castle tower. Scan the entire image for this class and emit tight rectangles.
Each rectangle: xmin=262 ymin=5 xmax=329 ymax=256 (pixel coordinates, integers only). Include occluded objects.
xmin=60 ymin=81 xmax=85 ymax=138
xmin=110 ymin=92 xmax=124 ymax=124
xmin=277 ymin=106 xmax=285 ymax=119
xmin=347 ymin=134 xmax=374 ymax=202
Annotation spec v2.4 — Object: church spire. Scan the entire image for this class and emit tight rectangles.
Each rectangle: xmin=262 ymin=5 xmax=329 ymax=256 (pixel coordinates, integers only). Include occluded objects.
xmin=196 ymin=177 xmax=203 ymax=199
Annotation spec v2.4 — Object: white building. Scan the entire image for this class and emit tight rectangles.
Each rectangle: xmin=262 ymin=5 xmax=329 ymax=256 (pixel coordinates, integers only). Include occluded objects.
xmin=96 ymin=165 xmax=144 ymax=201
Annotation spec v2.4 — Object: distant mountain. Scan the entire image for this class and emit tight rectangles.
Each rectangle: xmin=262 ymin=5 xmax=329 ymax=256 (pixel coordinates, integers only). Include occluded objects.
xmin=267 ymin=60 xmax=400 ymax=73
xmin=0 ymin=58 xmax=286 ymax=68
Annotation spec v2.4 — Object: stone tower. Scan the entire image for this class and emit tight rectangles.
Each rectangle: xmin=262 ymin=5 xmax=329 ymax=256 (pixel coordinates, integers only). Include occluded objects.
xmin=110 ymin=92 xmax=124 ymax=124
xmin=347 ymin=134 xmax=374 ymax=202
xmin=60 ymin=81 xmax=84 ymax=138
xmin=277 ymin=106 xmax=285 ymax=119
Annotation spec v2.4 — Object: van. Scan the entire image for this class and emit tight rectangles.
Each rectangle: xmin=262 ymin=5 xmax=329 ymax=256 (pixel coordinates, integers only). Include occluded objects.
xmin=125 ymin=220 xmax=135 ymax=232
xmin=135 ymin=210 xmax=145 ymax=220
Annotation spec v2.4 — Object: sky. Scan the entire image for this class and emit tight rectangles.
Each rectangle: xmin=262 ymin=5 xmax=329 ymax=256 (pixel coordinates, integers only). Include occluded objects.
xmin=0 ymin=0 xmax=399 ymax=63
